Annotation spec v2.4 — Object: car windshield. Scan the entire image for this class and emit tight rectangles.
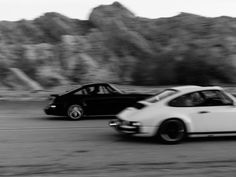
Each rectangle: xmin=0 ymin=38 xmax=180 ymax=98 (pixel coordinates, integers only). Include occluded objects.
xmin=145 ymin=89 xmax=178 ymax=103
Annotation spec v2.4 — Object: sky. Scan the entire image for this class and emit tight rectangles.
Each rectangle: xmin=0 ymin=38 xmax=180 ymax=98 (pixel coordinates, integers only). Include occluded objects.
xmin=0 ymin=0 xmax=236 ymax=21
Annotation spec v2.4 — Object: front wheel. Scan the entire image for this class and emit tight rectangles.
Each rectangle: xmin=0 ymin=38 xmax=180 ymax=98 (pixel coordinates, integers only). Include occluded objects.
xmin=67 ymin=104 xmax=84 ymax=120
xmin=158 ymin=119 xmax=186 ymax=144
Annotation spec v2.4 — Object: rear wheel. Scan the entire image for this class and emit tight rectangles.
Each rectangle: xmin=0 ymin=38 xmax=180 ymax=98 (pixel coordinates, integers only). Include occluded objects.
xmin=67 ymin=104 xmax=84 ymax=120
xmin=158 ymin=119 xmax=186 ymax=144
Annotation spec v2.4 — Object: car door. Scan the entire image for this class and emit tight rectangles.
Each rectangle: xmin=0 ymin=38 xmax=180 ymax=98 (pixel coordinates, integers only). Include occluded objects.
xmin=82 ymin=85 xmax=123 ymax=115
xmin=189 ymin=90 xmax=236 ymax=133
xmin=71 ymin=85 xmax=106 ymax=115
xmin=169 ymin=91 xmax=210 ymax=132
xmin=84 ymin=92 xmax=137 ymax=115
xmin=85 ymin=94 xmax=136 ymax=115
xmin=84 ymin=94 xmax=110 ymax=115
xmin=102 ymin=94 xmax=138 ymax=114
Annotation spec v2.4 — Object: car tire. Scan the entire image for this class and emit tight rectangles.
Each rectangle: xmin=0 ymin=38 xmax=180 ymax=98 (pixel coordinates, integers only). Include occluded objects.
xmin=158 ymin=119 xmax=186 ymax=144
xmin=67 ymin=104 xmax=84 ymax=120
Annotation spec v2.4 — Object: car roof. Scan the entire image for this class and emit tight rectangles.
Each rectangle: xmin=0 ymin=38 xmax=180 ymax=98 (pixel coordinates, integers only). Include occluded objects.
xmin=171 ymin=85 xmax=223 ymax=94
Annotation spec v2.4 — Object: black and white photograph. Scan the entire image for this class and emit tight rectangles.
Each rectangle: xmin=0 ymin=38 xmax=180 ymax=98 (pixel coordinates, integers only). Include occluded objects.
xmin=1 ymin=0 xmax=236 ymax=176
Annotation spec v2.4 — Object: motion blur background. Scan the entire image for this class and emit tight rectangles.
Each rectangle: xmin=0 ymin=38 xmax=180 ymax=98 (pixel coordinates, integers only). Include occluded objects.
xmin=1 ymin=0 xmax=236 ymax=91
xmin=1 ymin=2 xmax=236 ymax=176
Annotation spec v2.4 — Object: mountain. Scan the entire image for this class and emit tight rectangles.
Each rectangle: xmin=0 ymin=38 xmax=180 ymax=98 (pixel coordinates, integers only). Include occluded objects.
xmin=1 ymin=2 xmax=236 ymax=90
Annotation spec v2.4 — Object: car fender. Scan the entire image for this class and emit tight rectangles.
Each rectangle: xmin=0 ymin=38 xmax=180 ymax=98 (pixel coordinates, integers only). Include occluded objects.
xmin=63 ymin=97 xmax=86 ymax=109
xmin=127 ymin=106 xmax=192 ymax=133
xmin=146 ymin=105 xmax=195 ymax=133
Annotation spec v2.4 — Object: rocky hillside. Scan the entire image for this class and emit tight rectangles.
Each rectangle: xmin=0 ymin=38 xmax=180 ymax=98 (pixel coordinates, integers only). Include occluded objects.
xmin=1 ymin=2 xmax=236 ymax=90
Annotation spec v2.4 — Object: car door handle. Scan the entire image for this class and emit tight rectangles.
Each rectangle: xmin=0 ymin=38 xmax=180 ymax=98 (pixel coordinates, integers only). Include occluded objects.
xmin=198 ymin=111 xmax=209 ymax=114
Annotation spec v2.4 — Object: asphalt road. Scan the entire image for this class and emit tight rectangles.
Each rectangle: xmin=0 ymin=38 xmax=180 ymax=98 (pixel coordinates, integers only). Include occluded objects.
xmin=0 ymin=101 xmax=236 ymax=177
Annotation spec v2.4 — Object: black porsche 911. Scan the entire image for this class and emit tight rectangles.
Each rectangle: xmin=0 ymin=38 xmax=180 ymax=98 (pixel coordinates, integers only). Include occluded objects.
xmin=44 ymin=83 xmax=152 ymax=120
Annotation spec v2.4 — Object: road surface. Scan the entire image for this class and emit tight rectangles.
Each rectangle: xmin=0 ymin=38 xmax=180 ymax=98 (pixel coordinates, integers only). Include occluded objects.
xmin=0 ymin=101 xmax=236 ymax=176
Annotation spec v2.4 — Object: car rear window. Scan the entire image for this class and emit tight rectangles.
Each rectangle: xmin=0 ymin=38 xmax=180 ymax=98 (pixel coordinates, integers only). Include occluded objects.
xmin=169 ymin=92 xmax=204 ymax=107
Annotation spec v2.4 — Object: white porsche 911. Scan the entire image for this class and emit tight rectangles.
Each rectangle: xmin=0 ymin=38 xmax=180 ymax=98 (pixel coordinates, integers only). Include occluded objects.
xmin=109 ymin=86 xmax=236 ymax=144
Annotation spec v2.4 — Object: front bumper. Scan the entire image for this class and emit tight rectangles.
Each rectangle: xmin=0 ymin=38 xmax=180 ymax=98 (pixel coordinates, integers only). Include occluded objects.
xmin=109 ymin=119 xmax=140 ymax=135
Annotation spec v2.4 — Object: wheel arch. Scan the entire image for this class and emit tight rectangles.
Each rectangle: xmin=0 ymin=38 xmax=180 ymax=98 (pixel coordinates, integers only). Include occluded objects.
xmin=64 ymin=98 xmax=85 ymax=108
xmin=63 ymin=100 xmax=86 ymax=115
xmin=156 ymin=116 xmax=192 ymax=135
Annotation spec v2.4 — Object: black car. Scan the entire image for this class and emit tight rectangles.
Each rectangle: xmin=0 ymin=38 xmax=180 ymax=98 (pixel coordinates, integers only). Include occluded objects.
xmin=44 ymin=83 xmax=152 ymax=120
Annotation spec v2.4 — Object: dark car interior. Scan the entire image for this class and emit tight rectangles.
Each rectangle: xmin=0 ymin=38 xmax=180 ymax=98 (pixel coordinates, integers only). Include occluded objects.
xmin=74 ymin=84 xmax=122 ymax=95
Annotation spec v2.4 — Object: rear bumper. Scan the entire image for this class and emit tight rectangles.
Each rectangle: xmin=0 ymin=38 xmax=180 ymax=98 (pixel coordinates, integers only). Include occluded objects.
xmin=109 ymin=119 xmax=140 ymax=134
xmin=109 ymin=119 xmax=157 ymax=137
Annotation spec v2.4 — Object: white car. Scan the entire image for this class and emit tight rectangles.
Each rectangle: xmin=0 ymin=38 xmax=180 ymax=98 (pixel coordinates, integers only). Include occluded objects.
xmin=109 ymin=86 xmax=236 ymax=144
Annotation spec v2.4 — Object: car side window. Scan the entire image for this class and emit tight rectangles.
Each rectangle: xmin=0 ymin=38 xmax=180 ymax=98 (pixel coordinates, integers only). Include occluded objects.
xmin=74 ymin=89 xmax=86 ymax=95
xmin=200 ymin=90 xmax=233 ymax=106
xmin=87 ymin=86 xmax=108 ymax=94
xmin=169 ymin=92 xmax=204 ymax=107
xmin=100 ymin=86 xmax=110 ymax=94
xmin=74 ymin=86 xmax=97 ymax=95
xmin=103 ymin=85 xmax=119 ymax=94
xmin=88 ymin=86 xmax=102 ymax=95
xmin=73 ymin=85 xmax=115 ymax=95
